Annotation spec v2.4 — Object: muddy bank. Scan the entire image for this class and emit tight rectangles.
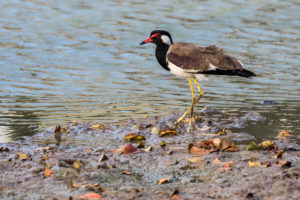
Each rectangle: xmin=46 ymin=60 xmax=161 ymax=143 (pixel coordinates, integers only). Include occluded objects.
xmin=0 ymin=112 xmax=299 ymax=200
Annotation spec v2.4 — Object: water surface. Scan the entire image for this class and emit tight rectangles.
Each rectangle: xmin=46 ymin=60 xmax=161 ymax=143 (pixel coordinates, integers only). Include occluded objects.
xmin=0 ymin=0 xmax=299 ymax=142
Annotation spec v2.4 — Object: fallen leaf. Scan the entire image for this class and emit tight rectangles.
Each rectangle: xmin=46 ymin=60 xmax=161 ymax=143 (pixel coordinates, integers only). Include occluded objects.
xmin=273 ymin=150 xmax=284 ymax=159
xmin=123 ymin=144 xmax=137 ymax=154
xmin=187 ymin=157 xmax=205 ymax=164
xmin=98 ymin=153 xmax=108 ymax=162
xmin=123 ymin=133 xmax=146 ymax=142
xmin=72 ymin=120 xmax=79 ymax=126
xmin=159 ymin=141 xmax=167 ymax=147
xmin=73 ymin=162 xmax=80 ymax=170
xmin=212 ymin=138 xmax=221 ymax=147
xmin=85 ymin=148 xmax=94 ymax=152
xmin=248 ymin=161 xmax=266 ymax=168
xmin=16 ymin=151 xmax=30 ymax=161
xmin=277 ymin=130 xmax=291 ymax=138
xmin=212 ymin=158 xmax=226 ymax=165
xmin=246 ymin=142 xmax=260 ymax=151
xmin=144 ymin=146 xmax=153 ymax=152
xmin=82 ymin=183 xmax=103 ymax=193
xmin=279 ymin=160 xmax=291 ymax=168
xmin=217 ymin=128 xmax=232 ymax=135
xmin=137 ymin=141 xmax=145 ymax=148
xmin=43 ymin=168 xmax=53 ymax=177
xmin=259 ymin=140 xmax=276 ymax=150
xmin=219 ymin=137 xmax=237 ymax=151
xmin=217 ymin=162 xmax=232 ymax=172
xmin=112 ymin=145 xmax=125 ymax=154
xmin=77 ymin=193 xmax=102 ymax=200
xmin=224 ymin=147 xmax=238 ymax=152
xmin=121 ymin=171 xmax=132 ymax=175
xmin=160 ymin=128 xmax=177 ymax=137
xmin=158 ymin=177 xmax=170 ymax=184
xmin=65 ymin=128 xmax=70 ymax=134
xmin=190 ymin=146 xmax=211 ymax=155
xmin=170 ymin=190 xmax=180 ymax=200
xmin=151 ymin=127 xmax=160 ymax=134
xmin=138 ymin=124 xmax=153 ymax=131
xmin=92 ymin=123 xmax=105 ymax=130
xmin=198 ymin=139 xmax=215 ymax=150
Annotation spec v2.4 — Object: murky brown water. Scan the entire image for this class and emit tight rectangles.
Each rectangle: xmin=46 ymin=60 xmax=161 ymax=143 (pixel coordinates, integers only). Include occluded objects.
xmin=0 ymin=0 xmax=299 ymax=142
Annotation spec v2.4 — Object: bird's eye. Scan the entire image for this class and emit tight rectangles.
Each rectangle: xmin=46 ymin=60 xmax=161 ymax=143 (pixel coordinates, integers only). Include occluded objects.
xmin=150 ymin=33 xmax=162 ymax=39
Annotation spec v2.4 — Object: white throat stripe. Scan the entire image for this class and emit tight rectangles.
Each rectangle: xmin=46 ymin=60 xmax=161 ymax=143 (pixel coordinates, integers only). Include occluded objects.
xmin=161 ymin=35 xmax=171 ymax=45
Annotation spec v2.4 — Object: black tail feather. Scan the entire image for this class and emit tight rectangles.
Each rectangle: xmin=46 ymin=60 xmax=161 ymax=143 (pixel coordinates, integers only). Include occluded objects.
xmin=199 ymin=69 xmax=256 ymax=78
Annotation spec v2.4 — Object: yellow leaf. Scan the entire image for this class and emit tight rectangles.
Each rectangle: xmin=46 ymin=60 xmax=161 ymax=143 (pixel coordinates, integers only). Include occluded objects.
xmin=248 ymin=161 xmax=266 ymax=168
xmin=73 ymin=162 xmax=80 ymax=170
xmin=123 ymin=133 xmax=146 ymax=142
xmin=277 ymin=130 xmax=291 ymax=138
xmin=187 ymin=157 xmax=205 ymax=164
xmin=246 ymin=142 xmax=260 ymax=151
xmin=160 ymin=128 xmax=177 ymax=137
xmin=16 ymin=151 xmax=29 ymax=161
xmin=259 ymin=140 xmax=276 ymax=150
xmin=273 ymin=151 xmax=284 ymax=159
xmin=92 ymin=123 xmax=104 ymax=130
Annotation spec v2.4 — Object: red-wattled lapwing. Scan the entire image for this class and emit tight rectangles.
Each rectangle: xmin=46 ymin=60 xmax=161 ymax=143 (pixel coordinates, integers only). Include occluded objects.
xmin=140 ymin=30 xmax=255 ymax=132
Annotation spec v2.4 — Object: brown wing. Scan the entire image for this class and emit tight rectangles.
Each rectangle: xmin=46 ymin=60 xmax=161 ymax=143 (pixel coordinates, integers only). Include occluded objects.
xmin=166 ymin=42 xmax=243 ymax=72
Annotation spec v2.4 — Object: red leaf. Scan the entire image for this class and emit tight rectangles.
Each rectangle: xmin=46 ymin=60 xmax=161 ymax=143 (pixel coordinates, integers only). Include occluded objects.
xmin=77 ymin=193 xmax=102 ymax=200
xmin=123 ymin=144 xmax=137 ymax=154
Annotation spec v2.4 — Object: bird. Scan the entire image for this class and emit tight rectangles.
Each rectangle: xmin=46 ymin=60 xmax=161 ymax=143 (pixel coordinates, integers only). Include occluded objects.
xmin=140 ymin=30 xmax=255 ymax=132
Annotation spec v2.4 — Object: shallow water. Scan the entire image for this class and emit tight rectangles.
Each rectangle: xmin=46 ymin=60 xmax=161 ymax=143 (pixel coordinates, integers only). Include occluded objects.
xmin=0 ymin=0 xmax=299 ymax=142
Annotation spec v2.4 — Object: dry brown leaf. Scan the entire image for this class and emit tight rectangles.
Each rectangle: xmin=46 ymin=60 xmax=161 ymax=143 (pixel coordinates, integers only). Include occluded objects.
xmin=190 ymin=146 xmax=211 ymax=155
xmin=224 ymin=147 xmax=238 ymax=152
xmin=43 ymin=168 xmax=53 ymax=177
xmin=279 ymin=160 xmax=291 ymax=168
xmin=198 ymin=139 xmax=215 ymax=150
xmin=123 ymin=144 xmax=137 ymax=154
xmin=121 ymin=171 xmax=132 ymax=175
xmin=160 ymin=128 xmax=177 ymax=137
xmin=158 ymin=177 xmax=170 ymax=184
xmin=187 ymin=157 xmax=205 ymax=164
xmin=123 ymin=133 xmax=146 ymax=142
xmin=77 ymin=193 xmax=102 ymax=200
xmin=92 ymin=123 xmax=105 ymax=130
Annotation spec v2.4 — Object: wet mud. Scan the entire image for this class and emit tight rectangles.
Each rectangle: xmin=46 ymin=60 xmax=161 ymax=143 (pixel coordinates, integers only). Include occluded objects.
xmin=1 ymin=111 xmax=299 ymax=200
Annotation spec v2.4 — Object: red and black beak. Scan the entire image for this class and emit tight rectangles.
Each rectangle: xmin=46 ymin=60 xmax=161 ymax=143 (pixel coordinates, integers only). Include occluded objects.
xmin=139 ymin=37 xmax=153 ymax=45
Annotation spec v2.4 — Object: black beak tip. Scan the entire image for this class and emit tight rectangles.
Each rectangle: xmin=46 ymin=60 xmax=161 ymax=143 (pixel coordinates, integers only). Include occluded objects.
xmin=140 ymin=41 xmax=145 ymax=45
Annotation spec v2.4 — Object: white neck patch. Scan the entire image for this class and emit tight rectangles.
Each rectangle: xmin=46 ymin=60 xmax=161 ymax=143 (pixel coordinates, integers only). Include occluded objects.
xmin=161 ymin=35 xmax=172 ymax=45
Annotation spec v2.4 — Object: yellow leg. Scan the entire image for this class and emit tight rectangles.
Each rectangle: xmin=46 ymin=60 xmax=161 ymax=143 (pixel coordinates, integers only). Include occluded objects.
xmin=175 ymin=78 xmax=204 ymax=131
xmin=187 ymin=78 xmax=195 ymax=133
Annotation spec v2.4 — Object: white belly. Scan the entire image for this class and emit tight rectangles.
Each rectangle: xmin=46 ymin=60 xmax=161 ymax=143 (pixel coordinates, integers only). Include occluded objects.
xmin=168 ymin=61 xmax=194 ymax=78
